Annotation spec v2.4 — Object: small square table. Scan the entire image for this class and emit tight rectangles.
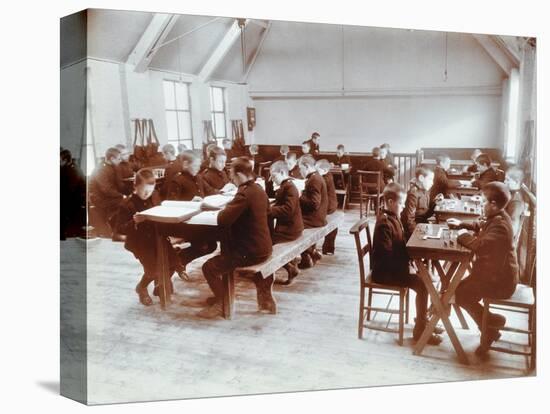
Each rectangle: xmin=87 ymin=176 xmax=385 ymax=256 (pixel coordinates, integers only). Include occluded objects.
xmin=434 ymin=198 xmax=482 ymax=223
xmin=406 ymin=223 xmax=473 ymax=364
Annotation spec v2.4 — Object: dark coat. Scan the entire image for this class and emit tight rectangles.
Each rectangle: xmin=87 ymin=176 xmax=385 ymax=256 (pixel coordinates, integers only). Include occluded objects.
xmin=363 ymin=157 xmax=393 ymax=188
xmin=201 ymin=167 xmax=230 ymax=190
xmin=334 ymin=154 xmax=351 ymax=167
xmin=372 ymin=210 xmax=410 ymax=283
xmin=306 ymin=139 xmax=320 ymax=156
xmin=89 ymin=162 xmax=125 ymax=210
xmin=166 ymin=170 xmax=218 ymax=201
xmin=160 ymin=160 xmax=181 ymax=199
xmin=269 ymin=178 xmax=304 ymax=243
xmin=401 ymin=181 xmax=435 ymax=240
xmin=289 ymin=164 xmax=302 ymax=179
xmin=300 ymin=171 xmax=328 ymax=228
xmin=323 ymin=172 xmax=338 ymax=215
xmin=115 ymin=191 xmax=175 ymax=270
xmin=218 ymin=180 xmax=272 ymax=260
xmin=430 ymin=166 xmax=459 ymax=202
xmin=472 ymin=167 xmax=501 ymax=189
xmin=458 ymin=211 xmax=519 ymax=296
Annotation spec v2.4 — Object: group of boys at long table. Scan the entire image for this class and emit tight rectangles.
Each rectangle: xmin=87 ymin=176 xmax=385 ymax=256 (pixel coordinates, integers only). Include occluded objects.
xmin=84 ymin=133 xmax=529 ymax=356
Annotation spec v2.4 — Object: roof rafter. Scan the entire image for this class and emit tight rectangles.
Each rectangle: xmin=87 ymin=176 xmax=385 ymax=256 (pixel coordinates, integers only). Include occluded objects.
xmin=472 ymin=34 xmax=517 ymax=76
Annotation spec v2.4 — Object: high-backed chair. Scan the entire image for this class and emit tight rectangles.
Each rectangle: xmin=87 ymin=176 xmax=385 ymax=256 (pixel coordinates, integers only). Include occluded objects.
xmin=480 ymin=255 xmax=536 ymax=371
xmin=350 ymin=218 xmax=410 ymax=345
xmin=330 ymin=168 xmax=348 ymax=209
xmin=357 ymin=170 xmax=384 ymax=218
xmin=257 ymin=161 xmax=272 ymax=178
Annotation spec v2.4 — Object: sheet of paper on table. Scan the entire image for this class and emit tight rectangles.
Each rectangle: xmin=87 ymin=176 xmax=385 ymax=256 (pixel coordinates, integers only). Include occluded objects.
xmin=186 ymin=210 xmax=220 ymax=226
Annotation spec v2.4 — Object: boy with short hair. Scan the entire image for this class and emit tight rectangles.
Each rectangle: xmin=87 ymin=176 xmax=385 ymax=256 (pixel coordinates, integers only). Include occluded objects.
xmin=306 ymin=132 xmax=321 ymax=156
xmin=201 ymin=146 xmax=230 ymax=190
xmin=116 ymin=169 xmax=177 ymax=306
xmin=300 ymin=141 xmax=311 ymax=158
xmin=429 ymin=154 xmax=459 ymax=203
xmin=316 ymin=159 xmax=338 ymax=255
xmin=372 ymin=183 xmax=442 ymax=345
xmin=201 ymin=157 xmax=275 ymax=317
xmin=297 ymin=155 xmax=328 ymax=268
xmin=464 ymin=148 xmax=482 ymax=173
xmin=286 ymin=152 xmax=302 ymax=178
xmin=278 ymin=145 xmax=290 ymax=161
xmin=89 ymin=147 xmax=125 ymax=235
xmin=269 ymin=161 xmax=304 ymax=283
xmin=472 ymin=153 xmax=500 ymax=189
xmin=162 ymin=144 xmax=177 ymax=164
xmin=334 ymin=144 xmax=351 ymax=167
xmin=449 ymin=182 xmax=519 ymax=356
xmin=115 ymin=144 xmax=138 ymax=184
xmin=401 ymin=167 xmax=442 ymax=240
xmin=165 ymin=151 xmax=219 ymax=279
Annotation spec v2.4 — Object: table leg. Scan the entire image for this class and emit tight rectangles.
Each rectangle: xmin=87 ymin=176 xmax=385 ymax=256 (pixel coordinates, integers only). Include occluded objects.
xmin=222 ymin=272 xmax=235 ymax=320
xmin=154 ymin=223 xmax=172 ymax=310
xmin=433 ymin=261 xmax=469 ymax=329
xmin=413 ymin=259 xmax=470 ymax=364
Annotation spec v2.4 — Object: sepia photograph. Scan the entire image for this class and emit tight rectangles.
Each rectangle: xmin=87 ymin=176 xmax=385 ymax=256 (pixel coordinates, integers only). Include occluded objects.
xmin=60 ymin=6 xmax=537 ymax=406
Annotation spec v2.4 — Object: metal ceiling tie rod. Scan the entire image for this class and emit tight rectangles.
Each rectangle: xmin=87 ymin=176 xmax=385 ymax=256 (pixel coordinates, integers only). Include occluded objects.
xmin=150 ymin=17 xmax=223 ymax=53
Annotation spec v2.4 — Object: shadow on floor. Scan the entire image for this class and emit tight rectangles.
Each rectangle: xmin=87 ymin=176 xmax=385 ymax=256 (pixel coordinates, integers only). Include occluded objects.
xmin=36 ymin=380 xmax=60 ymax=395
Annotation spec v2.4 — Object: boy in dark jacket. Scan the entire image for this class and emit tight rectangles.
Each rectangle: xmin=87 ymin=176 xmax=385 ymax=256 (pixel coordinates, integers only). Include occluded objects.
xmin=372 ymin=183 xmax=442 ymax=345
xmin=298 ymin=155 xmax=328 ymax=269
xmin=201 ymin=146 xmax=231 ymax=190
xmin=269 ymin=161 xmax=304 ymax=284
xmin=429 ymin=155 xmax=460 ymax=203
xmin=116 ymin=169 xmax=177 ymax=306
xmin=200 ymin=157 xmax=275 ymax=318
xmin=286 ymin=152 xmax=302 ymax=179
xmin=316 ymin=159 xmax=338 ymax=255
xmin=471 ymin=153 xmax=501 ymax=189
xmin=449 ymin=182 xmax=519 ymax=356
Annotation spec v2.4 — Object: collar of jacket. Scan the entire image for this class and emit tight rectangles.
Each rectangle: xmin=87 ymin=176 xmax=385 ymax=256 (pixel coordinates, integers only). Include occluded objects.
xmin=306 ymin=171 xmax=317 ymax=179
xmin=281 ymin=178 xmax=292 ymax=186
xmin=382 ymin=209 xmax=398 ymax=218
xmin=238 ymin=179 xmax=255 ymax=188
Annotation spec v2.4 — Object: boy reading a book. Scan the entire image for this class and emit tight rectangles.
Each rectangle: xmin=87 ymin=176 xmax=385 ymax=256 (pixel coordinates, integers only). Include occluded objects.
xmin=200 ymin=157 xmax=275 ymax=318
xmin=372 ymin=183 xmax=442 ymax=345
xmin=116 ymin=169 xmax=177 ymax=306
xmin=316 ymin=159 xmax=338 ymax=255
xmin=286 ymin=152 xmax=302 ymax=179
xmin=201 ymin=146 xmax=230 ymax=190
xmin=269 ymin=161 xmax=304 ymax=284
xmin=298 ymin=155 xmax=328 ymax=269
xmin=449 ymin=182 xmax=519 ymax=356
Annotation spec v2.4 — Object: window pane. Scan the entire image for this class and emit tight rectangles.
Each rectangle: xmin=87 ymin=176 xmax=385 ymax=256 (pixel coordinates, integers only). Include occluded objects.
xmin=212 ymin=87 xmax=224 ymax=111
xmin=214 ymin=113 xmax=226 ymax=137
xmin=177 ymin=112 xmax=192 ymax=140
xmin=165 ymin=111 xmax=179 ymax=139
xmin=163 ymin=81 xmax=176 ymax=110
xmin=182 ymin=139 xmax=193 ymax=150
xmin=175 ymin=82 xmax=189 ymax=110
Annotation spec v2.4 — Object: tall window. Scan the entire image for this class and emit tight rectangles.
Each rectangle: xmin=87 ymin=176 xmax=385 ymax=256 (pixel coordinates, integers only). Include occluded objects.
xmin=505 ymin=68 xmax=520 ymax=162
xmin=210 ymin=86 xmax=227 ymax=146
xmin=163 ymin=80 xmax=193 ymax=150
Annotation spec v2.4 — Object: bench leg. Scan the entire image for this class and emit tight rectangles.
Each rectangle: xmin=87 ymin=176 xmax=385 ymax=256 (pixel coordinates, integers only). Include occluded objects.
xmin=254 ymin=273 xmax=277 ymax=314
xmin=222 ymin=272 xmax=235 ymax=319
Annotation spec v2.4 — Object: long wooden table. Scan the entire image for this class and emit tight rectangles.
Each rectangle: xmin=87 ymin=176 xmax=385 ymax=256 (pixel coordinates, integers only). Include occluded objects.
xmin=406 ymin=223 xmax=473 ymax=364
xmin=434 ymin=198 xmax=482 ymax=223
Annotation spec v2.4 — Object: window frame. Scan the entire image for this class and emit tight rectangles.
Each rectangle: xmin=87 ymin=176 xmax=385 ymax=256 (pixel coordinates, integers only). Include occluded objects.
xmin=210 ymin=86 xmax=228 ymax=147
xmin=163 ymin=79 xmax=194 ymax=150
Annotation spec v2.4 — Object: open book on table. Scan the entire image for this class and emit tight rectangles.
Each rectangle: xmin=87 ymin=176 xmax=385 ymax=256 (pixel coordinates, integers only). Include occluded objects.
xmin=136 ymin=194 xmax=234 ymax=223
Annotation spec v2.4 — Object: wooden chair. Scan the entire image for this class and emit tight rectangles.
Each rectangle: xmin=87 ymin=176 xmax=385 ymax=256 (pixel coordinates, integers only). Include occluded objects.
xmin=330 ymin=168 xmax=348 ymax=209
xmin=357 ymin=170 xmax=384 ymax=218
xmin=350 ymin=217 xmax=410 ymax=345
xmin=481 ymin=255 xmax=536 ymax=370
xmin=257 ymin=161 xmax=272 ymax=177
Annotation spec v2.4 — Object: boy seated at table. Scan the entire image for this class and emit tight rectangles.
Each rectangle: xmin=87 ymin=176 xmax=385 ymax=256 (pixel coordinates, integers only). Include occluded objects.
xmin=380 ymin=143 xmax=395 ymax=169
xmin=429 ymin=154 xmax=459 ymax=203
xmin=115 ymin=144 xmax=138 ymax=186
xmin=286 ymin=152 xmax=303 ymax=179
xmin=504 ymin=166 xmax=527 ymax=242
xmin=316 ymin=159 xmax=338 ymax=255
xmin=277 ymin=145 xmax=290 ymax=162
xmin=448 ymin=182 xmax=519 ymax=356
xmin=372 ymin=183 xmax=442 ymax=345
xmin=162 ymin=143 xmax=177 ymax=165
xmin=89 ymin=147 xmax=126 ymax=236
xmin=300 ymin=141 xmax=311 ymax=158
xmin=201 ymin=146 xmax=231 ymax=190
xmin=334 ymin=144 xmax=351 ymax=167
xmin=363 ymin=147 xmax=394 ymax=186
xmin=401 ymin=167 xmax=444 ymax=240
xmin=115 ymin=169 xmax=177 ymax=306
xmin=200 ymin=157 xmax=275 ymax=318
xmin=297 ymin=155 xmax=328 ymax=269
xmin=269 ymin=161 xmax=304 ymax=284
xmin=463 ymin=148 xmax=482 ymax=173
xmin=166 ymin=151 xmax=225 ymax=279
xmin=471 ymin=153 xmax=502 ymax=189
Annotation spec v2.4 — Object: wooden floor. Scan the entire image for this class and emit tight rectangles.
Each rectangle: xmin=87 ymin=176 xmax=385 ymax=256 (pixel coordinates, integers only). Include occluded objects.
xmin=61 ymin=208 xmax=532 ymax=405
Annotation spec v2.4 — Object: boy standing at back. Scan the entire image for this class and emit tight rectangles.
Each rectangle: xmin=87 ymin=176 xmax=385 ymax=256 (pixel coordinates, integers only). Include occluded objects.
xmin=200 ymin=157 xmax=275 ymax=317
xmin=372 ymin=183 xmax=442 ymax=345
xmin=449 ymin=182 xmax=519 ymax=356
xmin=298 ymin=155 xmax=328 ymax=268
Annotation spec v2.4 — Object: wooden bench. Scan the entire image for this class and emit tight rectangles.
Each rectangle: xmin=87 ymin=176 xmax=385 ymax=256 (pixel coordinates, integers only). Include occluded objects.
xmin=218 ymin=211 xmax=345 ymax=319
